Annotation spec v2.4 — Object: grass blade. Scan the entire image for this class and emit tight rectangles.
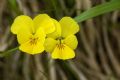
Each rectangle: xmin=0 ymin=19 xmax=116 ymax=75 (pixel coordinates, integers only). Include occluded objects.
xmin=74 ymin=0 xmax=120 ymax=22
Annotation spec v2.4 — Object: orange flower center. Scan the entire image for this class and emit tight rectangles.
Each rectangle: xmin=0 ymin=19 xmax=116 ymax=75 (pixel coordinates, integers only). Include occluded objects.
xmin=29 ymin=37 xmax=38 ymax=45
xmin=57 ymin=44 xmax=65 ymax=50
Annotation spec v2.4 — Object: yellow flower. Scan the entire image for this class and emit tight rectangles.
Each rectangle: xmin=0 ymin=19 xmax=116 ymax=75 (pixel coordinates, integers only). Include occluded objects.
xmin=11 ymin=14 xmax=55 ymax=54
xmin=45 ymin=17 xmax=79 ymax=60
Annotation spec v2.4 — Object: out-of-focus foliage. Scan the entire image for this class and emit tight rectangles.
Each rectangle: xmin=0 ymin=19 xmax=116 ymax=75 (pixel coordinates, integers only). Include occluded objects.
xmin=0 ymin=0 xmax=120 ymax=80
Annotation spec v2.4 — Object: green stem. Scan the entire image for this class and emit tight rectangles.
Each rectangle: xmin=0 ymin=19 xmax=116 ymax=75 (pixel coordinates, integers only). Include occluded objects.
xmin=0 ymin=47 xmax=19 ymax=57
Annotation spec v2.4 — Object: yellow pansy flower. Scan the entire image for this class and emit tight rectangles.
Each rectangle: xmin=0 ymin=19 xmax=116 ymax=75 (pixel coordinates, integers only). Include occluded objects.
xmin=11 ymin=14 xmax=55 ymax=54
xmin=45 ymin=17 xmax=79 ymax=60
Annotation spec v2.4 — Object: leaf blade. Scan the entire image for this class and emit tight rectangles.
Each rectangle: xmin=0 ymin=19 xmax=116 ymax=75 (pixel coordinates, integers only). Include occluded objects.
xmin=74 ymin=0 xmax=120 ymax=22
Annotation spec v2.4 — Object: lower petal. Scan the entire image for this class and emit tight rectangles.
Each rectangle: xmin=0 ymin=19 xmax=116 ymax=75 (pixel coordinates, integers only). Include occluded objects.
xmin=19 ymin=41 xmax=33 ymax=54
xmin=52 ymin=44 xmax=75 ymax=60
xmin=32 ymin=42 xmax=44 ymax=54
xmin=19 ymin=41 xmax=44 ymax=54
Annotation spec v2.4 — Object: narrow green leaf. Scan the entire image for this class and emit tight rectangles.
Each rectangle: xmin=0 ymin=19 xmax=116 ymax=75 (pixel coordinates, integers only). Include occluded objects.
xmin=74 ymin=0 xmax=120 ymax=22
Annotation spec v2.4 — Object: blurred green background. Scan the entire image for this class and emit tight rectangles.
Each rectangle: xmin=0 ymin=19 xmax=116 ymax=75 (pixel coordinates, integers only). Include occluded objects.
xmin=0 ymin=0 xmax=120 ymax=80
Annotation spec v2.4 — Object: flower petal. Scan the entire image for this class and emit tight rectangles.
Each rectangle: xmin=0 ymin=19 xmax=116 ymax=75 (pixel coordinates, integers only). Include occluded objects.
xmin=33 ymin=14 xmax=55 ymax=34
xmin=19 ymin=41 xmax=44 ymax=54
xmin=11 ymin=15 xmax=34 ymax=34
xmin=19 ymin=27 xmax=46 ymax=54
xmin=47 ymin=19 xmax=61 ymax=39
xmin=59 ymin=17 xmax=79 ymax=37
xmin=17 ymin=27 xmax=33 ymax=44
xmin=52 ymin=44 xmax=75 ymax=60
xmin=32 ymin=42 xmax=44 ymax=54
xmin=64 ymin=35 xmax=78 ymax=50
xmin=34 ymin=27 xmax=46 ymax=44
xmin=44 ymin=38 xmax=57 ymax=53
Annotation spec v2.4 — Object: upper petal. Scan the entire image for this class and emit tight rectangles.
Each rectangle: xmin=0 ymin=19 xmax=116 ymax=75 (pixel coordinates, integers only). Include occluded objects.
xmin=52 ymin=44 xmax=75 ymax=60
xmin=44 ymin=38 xmax=57 ymax=53
xmin=64 ymin=35 xmax=78 ymax=50
xmin=11 ymin=15 xmax=34 ymax=34
xmin=59 ymin=17 xmax=79 ymax=37
xmin=33 ymin=14 xmax=55 ymax=34
xmin=47 ymin=19 xmax=61 ymax=39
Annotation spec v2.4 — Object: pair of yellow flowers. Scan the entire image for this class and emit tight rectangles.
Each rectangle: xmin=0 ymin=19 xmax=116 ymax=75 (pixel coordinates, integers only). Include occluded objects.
xmin=11 ymin=14 xmax=79 ymax=60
